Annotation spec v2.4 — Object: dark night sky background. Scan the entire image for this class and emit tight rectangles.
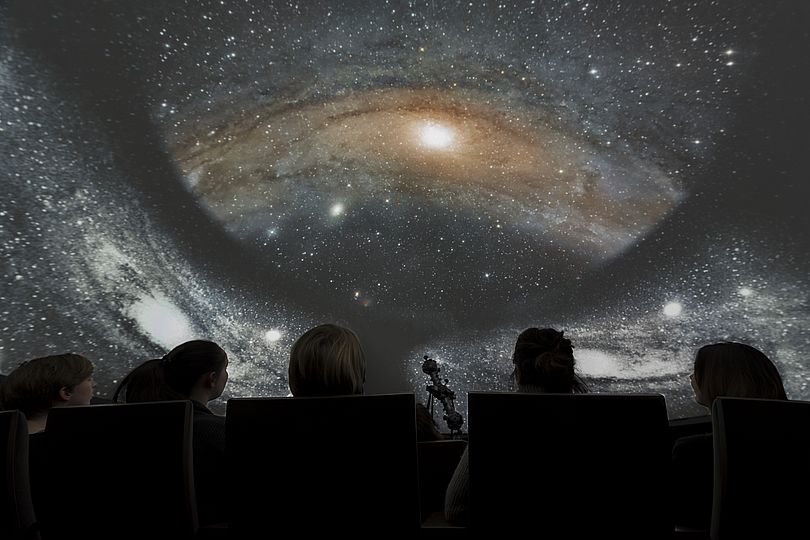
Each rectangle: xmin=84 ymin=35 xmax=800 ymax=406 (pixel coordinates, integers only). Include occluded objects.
xmin=1 ymin=0 xmax=808 ymax=421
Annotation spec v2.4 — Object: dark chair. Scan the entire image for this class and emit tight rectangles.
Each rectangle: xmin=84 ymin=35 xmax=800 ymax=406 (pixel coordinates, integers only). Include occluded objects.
xmin=0 ymin=410 xmax=38 ymax=540
xmin=669 ymin=414 xmax=712 ymax=449
xmin=417 ymin=438 xmax=467 ymax=521
xmin=467 ymin=392 xmax=672 ymax=538
xmin=669 ymin=413 xmax=713 ymax=533
xmin=38 ymin=401 xmax=197 ymax=540
xmin=711 ymin=397 xmax=810 ymax=540
xmin=671 ymin=431 xmax=713 ymax=537
xmin=226 ymin=393 xmax=420 ymax=537
xmin=418 ymin=438 xmax=468 ymax=538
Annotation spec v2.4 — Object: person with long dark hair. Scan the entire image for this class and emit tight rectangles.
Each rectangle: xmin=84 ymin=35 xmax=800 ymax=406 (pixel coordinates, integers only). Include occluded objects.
xmin=672 ymin=341 xmax=787 ymax=531
xmin=113 ymin=340 xmax=229 ymax=527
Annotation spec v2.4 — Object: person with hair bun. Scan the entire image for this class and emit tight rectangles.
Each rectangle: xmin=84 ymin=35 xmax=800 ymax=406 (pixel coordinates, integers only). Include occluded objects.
xmin=113 ymin=340 xmax=230 ymax=527
xmin=510 ymin=327 xmax=588 ymax=394
xmin=443 ymin=327 xmax=588 ymax=526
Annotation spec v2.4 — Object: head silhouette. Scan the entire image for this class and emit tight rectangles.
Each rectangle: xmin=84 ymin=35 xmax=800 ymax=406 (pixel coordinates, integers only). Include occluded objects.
xmin=512 ymin=327 xmax=588 ymax=393
xmin=113 ymin=340 xmax=229 ymax=404
xmin=1 ymin=353 xmax=95 ymax=419
xmin=288 ymin=324 xmax=366 ymax=397
xmin=691 ymin=341 xmax=787 ymax=408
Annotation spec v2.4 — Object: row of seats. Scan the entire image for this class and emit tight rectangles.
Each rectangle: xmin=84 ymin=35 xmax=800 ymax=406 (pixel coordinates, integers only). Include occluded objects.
xmin=2 ymin=393 xmax=808 ymax=539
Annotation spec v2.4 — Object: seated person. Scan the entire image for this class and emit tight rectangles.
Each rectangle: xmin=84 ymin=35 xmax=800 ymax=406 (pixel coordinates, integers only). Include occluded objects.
xmin=113 ymin=340 xmax=229 ymax=527
xmin=0 ymin=353 xmax=96 ymax=525
xmin=288 ymin=324 xmax=366 ymax=396
xmin=0 ymin=353 xmax=96 ymax=433
xmin=444 ymin=327 xmax=588 ymax=526
xmin=672 ymin=341 xmax=788 ymax=530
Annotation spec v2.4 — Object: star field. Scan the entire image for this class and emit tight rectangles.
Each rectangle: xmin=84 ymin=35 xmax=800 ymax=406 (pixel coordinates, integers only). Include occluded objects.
xmin=0 ymin=0 xmax=808 ymax=419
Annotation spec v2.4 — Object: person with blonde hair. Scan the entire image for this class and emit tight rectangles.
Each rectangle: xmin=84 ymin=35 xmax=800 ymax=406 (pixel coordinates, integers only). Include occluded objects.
xmin=288 ymin=324 xmax=366 ymax=396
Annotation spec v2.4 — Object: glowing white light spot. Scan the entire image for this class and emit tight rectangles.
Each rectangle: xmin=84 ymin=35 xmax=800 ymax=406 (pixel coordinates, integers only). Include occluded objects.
xmin=663 ymin=302 xmax=683 ymax=317
xmin=738 ymin=287 xmax=753 ymax=297
xmin=576 ymin=348 xmax=683 ymax=378
xmin=330 ymin=203 xmax=344 ymax=216
xmin=725 ymin=49 xmax=734 ymax=56
xmin=126 ymin=293 xmax=194 ymax=348
xmin=264 ymin=329 xmax=283 ymax=343
xmin=419 ymin=122 xmax=454 ymax=149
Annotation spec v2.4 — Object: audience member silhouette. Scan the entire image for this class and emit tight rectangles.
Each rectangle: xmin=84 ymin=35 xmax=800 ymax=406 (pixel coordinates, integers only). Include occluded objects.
xmin=672 ymin=341 xmax=788 ymax=531
xmin=416 ymin=402 xmax=443 ymax=441
xmin=0 ymin=353 xmax=96 ymax=528
xmin=0 ymin=353 xmax=96 ymax=433
xmin=288 ymin=323 xmax=366 ymax=396
xmin=112 ymin=340 xmax=230 ymax=527
xmin=444 ymin=327 xmax=587 ymax=526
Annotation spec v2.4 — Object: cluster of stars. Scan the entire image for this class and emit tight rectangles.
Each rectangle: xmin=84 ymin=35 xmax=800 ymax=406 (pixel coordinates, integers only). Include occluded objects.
xmin=1 ymin=0 xmax=806 ymax=417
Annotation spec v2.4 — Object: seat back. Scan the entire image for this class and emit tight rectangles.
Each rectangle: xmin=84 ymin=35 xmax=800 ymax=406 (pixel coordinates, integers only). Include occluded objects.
xmin=226 ymin=393 xmax=420 ymax=536
xmin=467 ymin=392 xmax=671 ymax=538
xmin=40 ymin=401 xmax=197 ymax=539
xmin=417 ymin=438 xmax=467 ymax=521
xmin=711 ymin=397 xmax=810 ymax=540
xmin=0 ymin=410 xmax=38 ymax=540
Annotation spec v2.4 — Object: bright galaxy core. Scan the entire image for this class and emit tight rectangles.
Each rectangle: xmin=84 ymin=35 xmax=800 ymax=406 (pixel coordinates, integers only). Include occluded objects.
xmin=1 ymin=0 xmax=808 ymax=421
xmin=175 ymin=87 xmax=681 ymax=265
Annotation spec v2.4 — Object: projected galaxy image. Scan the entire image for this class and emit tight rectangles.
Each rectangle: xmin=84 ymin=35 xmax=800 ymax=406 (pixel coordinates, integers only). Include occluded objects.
xmin=1 ymin=1 xmax=808 ymax=421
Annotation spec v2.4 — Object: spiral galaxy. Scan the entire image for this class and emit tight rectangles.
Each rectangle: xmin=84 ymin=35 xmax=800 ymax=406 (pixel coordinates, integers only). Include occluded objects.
xmin=174 ymin=87 xmax=682 ymax=263
xmin=1 ymin=0 xmax=808 ymax=420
